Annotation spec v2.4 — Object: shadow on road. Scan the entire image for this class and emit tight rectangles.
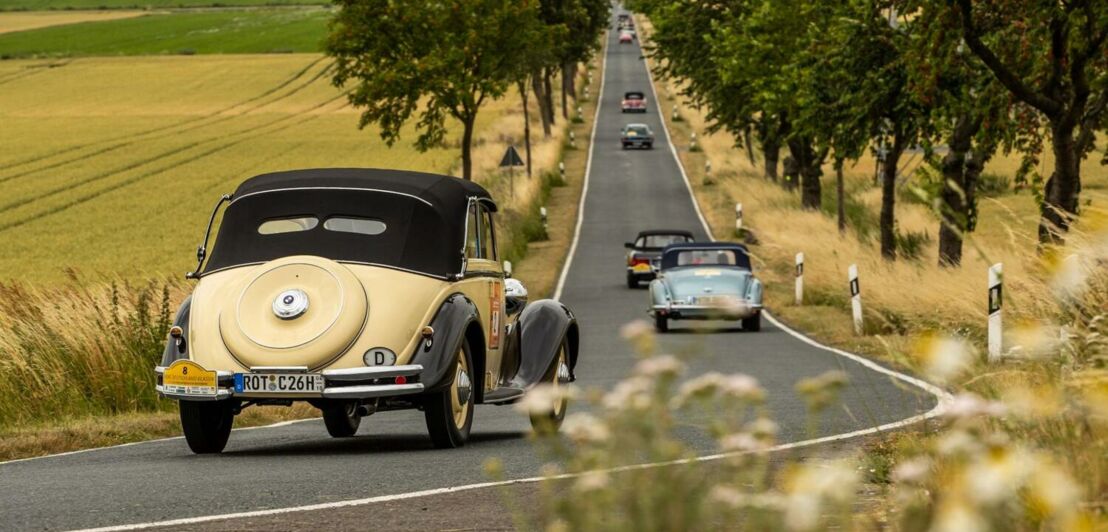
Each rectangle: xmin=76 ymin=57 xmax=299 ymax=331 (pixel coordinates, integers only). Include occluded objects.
xmin=224 ymin=430 xmax=527 ymax=457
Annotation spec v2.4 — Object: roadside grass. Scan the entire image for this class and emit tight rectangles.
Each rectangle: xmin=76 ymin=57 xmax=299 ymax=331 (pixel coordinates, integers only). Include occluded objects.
xmin=0 ymin=9 xmax=145 ymax=34
xmin=550 ymin=17 xmax=1107 ymax=528
xmin=0 ymin=50 xmax=596 ymax=458
xmin=0 ymin=0 xmax=327 ymax=11
xmin=0 ymin=7 xmax=328 ymax=58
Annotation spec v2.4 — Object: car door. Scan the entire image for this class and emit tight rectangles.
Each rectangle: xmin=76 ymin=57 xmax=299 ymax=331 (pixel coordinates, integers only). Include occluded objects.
xmin=463 ymin=199 xmax=505 ymax=391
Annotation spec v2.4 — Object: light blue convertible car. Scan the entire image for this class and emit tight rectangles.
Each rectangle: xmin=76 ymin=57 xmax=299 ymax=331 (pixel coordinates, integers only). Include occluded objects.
xmin=648 ymin=242 xmax=763 ymax=333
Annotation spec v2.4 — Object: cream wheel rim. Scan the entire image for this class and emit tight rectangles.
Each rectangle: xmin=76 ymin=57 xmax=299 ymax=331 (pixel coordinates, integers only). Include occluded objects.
xmin=451 ymin=349 xmax=471 ymax=428
xmin=552 ymin=345 xmax=569 ymax=418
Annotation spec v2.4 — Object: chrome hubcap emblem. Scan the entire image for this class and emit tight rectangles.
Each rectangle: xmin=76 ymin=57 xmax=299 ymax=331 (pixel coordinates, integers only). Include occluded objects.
xmin=557 ymin=361 xmax=571 ymax=384
xmin=272 ymin=289 xmax=309 ymax=320
xmin=456 ymin=368 xmax=472 ymax=405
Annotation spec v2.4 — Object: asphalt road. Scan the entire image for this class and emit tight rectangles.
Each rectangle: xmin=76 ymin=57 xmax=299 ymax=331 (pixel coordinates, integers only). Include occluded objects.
xmin=0 ymin=17 xmax=935 ymax=532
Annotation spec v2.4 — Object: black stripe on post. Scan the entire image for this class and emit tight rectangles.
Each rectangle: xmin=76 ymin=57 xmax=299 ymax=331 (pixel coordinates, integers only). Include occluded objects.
xmin=988 ymin=285 xmax=1002 ymax=315
xmin=796 ymin=263 xmax=803 ymax=277
xmin=850 ymin=279 xmax=860 ymax=297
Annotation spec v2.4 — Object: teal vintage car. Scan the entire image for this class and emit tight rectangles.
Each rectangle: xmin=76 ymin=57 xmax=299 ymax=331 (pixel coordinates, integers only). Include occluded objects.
xmin=648 ymin=242 xmax=763 ymax=333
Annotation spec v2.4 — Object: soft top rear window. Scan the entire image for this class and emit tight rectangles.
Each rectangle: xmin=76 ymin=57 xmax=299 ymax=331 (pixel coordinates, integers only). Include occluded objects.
xmin=637 ymin=234 xmax=691 ymax=249
xmin=258 ymin=216 xmax=318 ymax=235
xmin=676 ymin=249 xmax=741 ymax=267
xmin=324 ymin=216 xmax=387 ymax=235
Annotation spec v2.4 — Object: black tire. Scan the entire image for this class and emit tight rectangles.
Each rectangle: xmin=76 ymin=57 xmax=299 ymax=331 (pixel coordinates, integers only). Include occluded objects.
xmin=322 ymin=402 xmax=361 ymax=438
xmin=645 ymin=143 xmax=653 ymax=149
xmin=626 ymin=274 xmax=638 ymax=289
xmin=742 ymin=313 xmax=762 ymax=332
xmin=179 ymin=400 xmax=235 ymax=454
xmin=424 ymin=338 xmax=475 ymax=448
xmin=530 ymin=341 xmax=570 ymax=435
xmin=654 ymin=314 xmax=669 ymax=333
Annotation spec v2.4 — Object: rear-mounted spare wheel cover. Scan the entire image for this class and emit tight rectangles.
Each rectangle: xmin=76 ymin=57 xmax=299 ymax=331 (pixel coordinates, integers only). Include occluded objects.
xmin=219 ymin=256 xmax=367 ymax=369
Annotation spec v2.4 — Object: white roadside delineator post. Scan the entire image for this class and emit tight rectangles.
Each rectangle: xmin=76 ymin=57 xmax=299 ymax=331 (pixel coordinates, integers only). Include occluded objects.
xmin=988 ymin=262 xmax=1003 ymax=362
xmin=540 ymin=206 xmax=549 ymax=235
xmin=569 ymin=131 xmax=576 ymax=149
xmin=734 ymin=202 xmax=743 ymax=231
xmin=795 ymin=252 xmax=804 ymax=305
xmin=558 ymin=161 xmax=565 ymax=183
xmin=690 ymin=133 xmax=697 ymax=150
xmin=849 ymin=264 xmax=863 ymax=335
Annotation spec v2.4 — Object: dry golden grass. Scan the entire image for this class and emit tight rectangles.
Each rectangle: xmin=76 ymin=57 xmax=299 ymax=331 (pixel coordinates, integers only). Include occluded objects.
xmin=0 ymin=10 xmax=147 ymax=34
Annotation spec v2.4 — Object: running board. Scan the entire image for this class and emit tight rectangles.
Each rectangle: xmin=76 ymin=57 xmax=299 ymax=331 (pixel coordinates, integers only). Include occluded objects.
xmin=482 ymin=387 xmax=525 ymax=405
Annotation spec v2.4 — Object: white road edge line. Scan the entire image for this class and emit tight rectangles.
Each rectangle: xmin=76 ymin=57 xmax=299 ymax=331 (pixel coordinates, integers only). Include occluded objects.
xmin=552 ymin=32 xmax=608 ymax=302
xmin=70 ymin=24 xmax=952 ymax=532
xmin=0 ymin=418 xmax=319 ymax=468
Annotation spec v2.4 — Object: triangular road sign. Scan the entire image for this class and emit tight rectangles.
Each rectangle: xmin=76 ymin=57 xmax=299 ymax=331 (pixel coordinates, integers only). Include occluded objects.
xmin=499 ymin=145 xmax=525 ymax=168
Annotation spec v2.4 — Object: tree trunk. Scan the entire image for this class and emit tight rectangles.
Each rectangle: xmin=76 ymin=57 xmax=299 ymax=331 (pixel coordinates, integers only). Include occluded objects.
xmin=787 ymin=138 xmax=822 ymax=210
xmin=782 ymin=155 xmax=799 ymax=191
xmin=519 ymin=80 xmax=532 ymax=178
xmin=563 ymin=61 xmax=577 ymax=100
xmin=880 ymin=135 xmax=905 ymax=260
xmin=1038 ymin=123 xmax=1082 ymax=246
xmin=763 ymin=137 xmax=779 ymax=181
xmin=460 ymin=114 xmax=475 ymax=181
xmin=835 ymin=158 xmax=846 ymax=234
xmin=543 ymin=68 xmax=556 ymax=126
xmin=743 ymin=126 xmax=757 ymax=167
xmin=937 ymin=117 xmax=981 ymax=267
xmin=531 ymin=72 xmax=552 ymax=138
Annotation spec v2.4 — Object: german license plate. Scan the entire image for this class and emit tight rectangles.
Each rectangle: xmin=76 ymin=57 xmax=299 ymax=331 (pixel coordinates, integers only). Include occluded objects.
xmin=695 ymin=295 xmax=734 ymax=306
xmin=234 ymin=373 xmax=324 ymax=394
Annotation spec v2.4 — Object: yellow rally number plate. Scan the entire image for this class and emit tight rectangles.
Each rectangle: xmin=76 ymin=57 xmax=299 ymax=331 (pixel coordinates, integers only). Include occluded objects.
xmin=162 ymin=360 xmax=218 ymax=397
xmin=632 ymin=263 xmax=652 ymax=273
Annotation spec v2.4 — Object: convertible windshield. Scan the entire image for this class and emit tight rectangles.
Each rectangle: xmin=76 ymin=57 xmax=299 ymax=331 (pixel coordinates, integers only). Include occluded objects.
xmin=638 ymin=234 xmax=691 ymax=249
xmin=676 ymin=249 xmax=741 ymax=266
xmin=625 ymin=125 xmax=651 ymax=136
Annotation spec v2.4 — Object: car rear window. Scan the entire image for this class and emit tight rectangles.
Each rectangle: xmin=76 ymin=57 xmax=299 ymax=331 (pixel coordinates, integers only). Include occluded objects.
xmin=676 ymin=249 xmax=740 ymax=266
xmin=626 ymin=126 xmax=650 ymax=135
xmin=625 ymin=93 xmax=644 ymax=100
xmin=324 ymin=216 xmax=387 ymax=235
xmin=258 ymin=216 xmax=318 ymax=235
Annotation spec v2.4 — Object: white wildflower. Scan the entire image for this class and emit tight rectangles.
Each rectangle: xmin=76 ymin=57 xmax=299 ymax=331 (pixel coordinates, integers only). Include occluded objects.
xmin=573 ymin=470 xmax=609 ymax=492
xmin=721 ymin=373 xmax=765 ymax=402
xmin=633 ymin=354 xmax=684 ymax=378
xmin=562 ymin=412 xmax=610 ymax=445
xmin=944 ymin=393 xmax=1008 ymax=420
xmin=671 ymin=372 xmax=724 ymax=407
xmin=918 ymin=336 xmax=974 ymax=384
xmin=933 ymin=500 xmax=987 ymax=532
xmin=891 ymin=457 xmax=931 ymax=484
xmin=1028 ymin=461 xmax=1082 ymax=516
xmin=515 ymin=383 xmax=559 ymax=415
xmin=602 ymin=375 xmax=653 ymax=411
xmin=965 ymin=446 xmax=1034 ymax=505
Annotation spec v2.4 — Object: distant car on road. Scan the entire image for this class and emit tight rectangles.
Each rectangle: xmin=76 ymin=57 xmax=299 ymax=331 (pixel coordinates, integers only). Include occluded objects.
xmin=621 ymin=91 xmax=648 ymax=113
xmin=621 ymin=123 xmax=654 ymax=149
xmin=619 ymin=30 xmax=634 ymax=44
xmin=649 ymin=242 xmax=763 ymax=333
xmin=625 ymin=229 xmax=695 ymax=288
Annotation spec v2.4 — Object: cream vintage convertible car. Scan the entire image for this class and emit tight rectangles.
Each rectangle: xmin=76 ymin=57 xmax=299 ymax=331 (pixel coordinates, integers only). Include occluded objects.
xmin=157 ymin=168 xmax=579 ymax=453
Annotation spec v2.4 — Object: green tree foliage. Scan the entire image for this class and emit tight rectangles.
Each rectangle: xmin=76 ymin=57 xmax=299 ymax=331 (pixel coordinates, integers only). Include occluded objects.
xmin=326 ymin=0 xmax=544 ymax=181
xmin=936 ymin=0 xmax=1108 ymax=246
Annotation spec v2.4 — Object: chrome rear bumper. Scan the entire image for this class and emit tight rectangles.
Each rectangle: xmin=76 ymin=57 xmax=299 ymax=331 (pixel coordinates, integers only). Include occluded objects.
xmin=652 ymin=303 xmax=762 ymax=320
xmin=154 ymin=364 xmax=425 ymax=401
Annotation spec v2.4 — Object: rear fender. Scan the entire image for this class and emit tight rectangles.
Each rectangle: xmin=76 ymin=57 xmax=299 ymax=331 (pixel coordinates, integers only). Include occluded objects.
xmin=512 ymin=300 xmax=578 ymax=387
xmin=159 ymin=296 xmax=192 ymax=367
xmin=649 ymin=279 xmax=670 ymax=307
xmin=412 ymin=293 xmax=481 ymax=394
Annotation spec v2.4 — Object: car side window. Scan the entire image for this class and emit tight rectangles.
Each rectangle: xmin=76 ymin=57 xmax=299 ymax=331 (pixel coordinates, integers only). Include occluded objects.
xmin=480 ymin=205 xmax=497 ymax=261
xmin=466 ymin=202 xmax=481 ymax=259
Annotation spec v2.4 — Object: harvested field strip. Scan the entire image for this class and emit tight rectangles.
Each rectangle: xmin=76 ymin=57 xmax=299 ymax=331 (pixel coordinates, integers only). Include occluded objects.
xmin=0 ymin=60 xmax=66 ymax=86
xmin=0 ymin=10 xmax=147 ymax=35
xmin=0 ymin=58 xmax=331 ymax=181
xmin=0 ymin=55 xmax=326 ymax=172
xmin=0 ymin=93 xmax=348 ymax=234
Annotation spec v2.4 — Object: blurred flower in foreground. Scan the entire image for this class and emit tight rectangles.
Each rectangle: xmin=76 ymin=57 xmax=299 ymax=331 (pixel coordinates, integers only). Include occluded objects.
xmin=574 ymin=470 xmax=609 ymax=492
xmin=562 ymin=412 xmax=610 ymax=445
xmin=783 ymin=459 xmax=859 ymax=531
xmin=795 ymin=370 xmax=848 ymax=412
xmin=515 ymin=383 xmax=576 ymax=416
xmin=620 ymin=319 xmax=656 ymax=354
xmin=1005 ymin=322 xmax=1061 ymax=360
xmin=914 ymin=334 xmax=975 ymax=384
xmin=943 ymin=393 xmax=1007 ymax=421
xmin=633 ymin=354 xmax=684 ymax=378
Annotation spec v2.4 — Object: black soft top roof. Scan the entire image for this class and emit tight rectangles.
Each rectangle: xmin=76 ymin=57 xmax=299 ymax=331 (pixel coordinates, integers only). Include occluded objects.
xmin=233 ymin=168 xmax=494 ymax=212
xmin=660 ymin=242 xmax=752 ymax=270
xmin=624 ymin=91 xmax=644 ymax=99
xmin=637 ymin=229 xmax=694 ymax=238
xmin=203 ymin=168 xmax=494 ymax=278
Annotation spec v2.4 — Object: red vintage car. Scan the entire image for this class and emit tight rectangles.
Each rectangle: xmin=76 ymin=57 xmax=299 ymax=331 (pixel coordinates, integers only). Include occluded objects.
xmin=619 ymin=30 xmax=634 ymax=44
xmin=621 ymin=91 xmax=647 ymax=113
